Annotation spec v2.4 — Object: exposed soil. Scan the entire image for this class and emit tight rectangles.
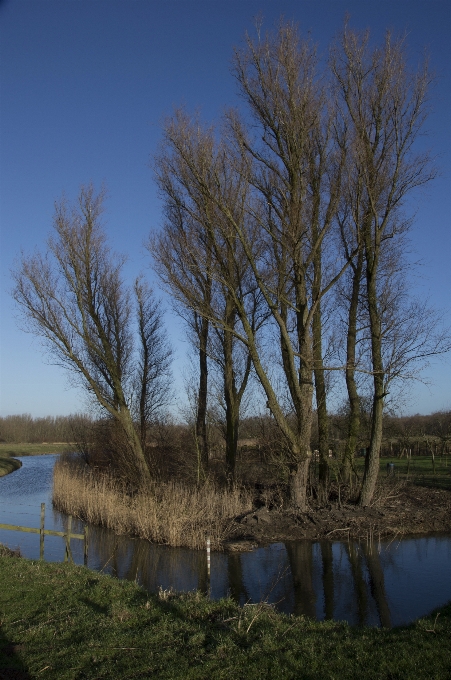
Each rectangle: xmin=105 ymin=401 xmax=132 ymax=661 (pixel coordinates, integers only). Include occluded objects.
xmin=225 ymin=482 xmax=451 ymax=550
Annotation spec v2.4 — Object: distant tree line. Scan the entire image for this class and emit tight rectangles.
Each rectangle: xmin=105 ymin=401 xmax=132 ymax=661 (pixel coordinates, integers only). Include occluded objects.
xmin=0 ymin=413 xmax=90 ymax=444
xmin=1 ymin=410 xmax=449 ymax=458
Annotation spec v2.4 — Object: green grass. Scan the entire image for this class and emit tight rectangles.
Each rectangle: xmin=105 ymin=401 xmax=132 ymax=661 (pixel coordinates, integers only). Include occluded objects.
xmin=0 ymin=456 xmax=22 ymax=477
xmin=0 ymin=442 xmax=72 ymax=457
xmin=352 ymin=455 xmax=451 ymax=491
xmin=0 ymin=553 xmax=450 ymax=679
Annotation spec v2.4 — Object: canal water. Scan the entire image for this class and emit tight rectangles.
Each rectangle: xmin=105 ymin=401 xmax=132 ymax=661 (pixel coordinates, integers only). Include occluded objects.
xmin=1 ymin=454 xmax=450 ymax=628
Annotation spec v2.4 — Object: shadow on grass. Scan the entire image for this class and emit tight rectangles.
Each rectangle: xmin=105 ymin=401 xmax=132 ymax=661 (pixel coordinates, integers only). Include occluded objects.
xmin=0 ymin=547 xmax=31 ymax=679
xmin=79 ymin=597 xmax=109 ymax=615
xmin=0 ymin=627 xmax=32 ymax=680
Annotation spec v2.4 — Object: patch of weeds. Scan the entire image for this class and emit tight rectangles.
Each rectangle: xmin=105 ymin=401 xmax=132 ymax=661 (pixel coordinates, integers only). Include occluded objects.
xmin=0 ymin=543 xmax=21 ymax=557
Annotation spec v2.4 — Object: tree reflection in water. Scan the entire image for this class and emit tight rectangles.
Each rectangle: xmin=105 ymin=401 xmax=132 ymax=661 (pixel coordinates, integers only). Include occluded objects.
xmin=85 ymin=525 xmax=208 ymax=595
xmin=227 ymin=552 xmax=249 ymax=605
xmin=320 ymin=541 xmax=334 ymax=620
xmin=346 ymin=542 xmax=368 ymax=626
xmin=285 ymin=541 xmax=316 ymax=618
xmin=64 ymin=520 xmax=450 ymax=628
xmin=361 ymin=543 xmax=392 ymax=628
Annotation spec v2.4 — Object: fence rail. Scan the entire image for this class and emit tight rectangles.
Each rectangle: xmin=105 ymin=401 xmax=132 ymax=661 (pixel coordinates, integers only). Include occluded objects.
xmin=0 ymin=502 xmax=88 ymax=564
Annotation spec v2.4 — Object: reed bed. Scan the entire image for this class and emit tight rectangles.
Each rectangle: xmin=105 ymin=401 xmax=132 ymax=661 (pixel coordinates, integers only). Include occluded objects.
xmin=52 ymin=458 xmax=253 ymax=550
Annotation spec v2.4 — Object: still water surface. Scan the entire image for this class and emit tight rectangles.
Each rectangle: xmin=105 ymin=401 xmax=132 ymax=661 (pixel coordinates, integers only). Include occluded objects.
xmin=1 ymin=454 xmax=450 ymax=628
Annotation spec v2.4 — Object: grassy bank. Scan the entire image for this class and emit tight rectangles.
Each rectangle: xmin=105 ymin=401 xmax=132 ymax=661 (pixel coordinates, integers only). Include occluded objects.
xmin=52 ymin=458 xmax=253 ymax=551
xmin=0 ymin=442 xmax=71 ymax=478
xmin=352 ymin=455 xmax=451 ymax=491
xmin=0 ymin=442 xmax=71 ymax=457
xmin=0 ymin=552 xmax=450 ymax=679
xmin=0 ymin=455 xmax=22 ymax=477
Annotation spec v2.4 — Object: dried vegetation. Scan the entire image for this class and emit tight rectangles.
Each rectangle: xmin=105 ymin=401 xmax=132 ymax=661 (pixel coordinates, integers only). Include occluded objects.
xmin=52 ymin=456 xmax=253 ymax=550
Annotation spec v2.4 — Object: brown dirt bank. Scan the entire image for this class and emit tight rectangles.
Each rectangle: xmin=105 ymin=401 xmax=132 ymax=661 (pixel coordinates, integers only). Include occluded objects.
xmin=225 ymin=483 xmax=451 ymax=549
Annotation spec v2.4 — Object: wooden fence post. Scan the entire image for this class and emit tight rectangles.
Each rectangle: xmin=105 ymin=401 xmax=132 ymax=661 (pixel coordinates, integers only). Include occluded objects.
xmin=39 ymin=503 xmax=45 ymax=561
xmin=0 ymin=511 xmax=84 ymax=564
xmin=65 ymin=515 xmax=73 ymax=563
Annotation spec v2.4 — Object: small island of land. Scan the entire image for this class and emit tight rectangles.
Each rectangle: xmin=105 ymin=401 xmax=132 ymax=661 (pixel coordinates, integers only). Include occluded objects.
xmin=1 ymin=437 xmax=450 ymax=550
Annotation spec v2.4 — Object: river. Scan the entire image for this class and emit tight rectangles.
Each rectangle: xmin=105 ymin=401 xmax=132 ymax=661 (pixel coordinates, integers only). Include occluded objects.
xmin=0 ymin=454 xmax=450 ymax=627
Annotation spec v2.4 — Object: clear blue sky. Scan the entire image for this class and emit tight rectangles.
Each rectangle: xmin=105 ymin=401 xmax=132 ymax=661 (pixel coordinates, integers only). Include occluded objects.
xmin=1 ymin=0 xmax=450 ymax=418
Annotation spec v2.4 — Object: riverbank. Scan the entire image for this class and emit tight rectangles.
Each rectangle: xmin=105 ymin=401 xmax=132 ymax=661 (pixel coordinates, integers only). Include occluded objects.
xmin=53 ymin=456 xmax=451 ymax=550
xmin=0 ymin=442 xmax=71 ymax=457
xmin=0 ymin=551 xmax=450 ymax=679
xmin=227 ymin=483 xmax=451 ymax=546
xmin=0 ymin=455 xmax=22 ymax=477
xmin=0 ymin=443 xmax=72 ymax=478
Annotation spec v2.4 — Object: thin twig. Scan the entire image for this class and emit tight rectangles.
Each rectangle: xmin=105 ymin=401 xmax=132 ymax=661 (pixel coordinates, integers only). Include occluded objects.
xmin=425 ymin=613 xmax=440 ymax=633
xmin=326 ymin=527 xmax=351 ymax=536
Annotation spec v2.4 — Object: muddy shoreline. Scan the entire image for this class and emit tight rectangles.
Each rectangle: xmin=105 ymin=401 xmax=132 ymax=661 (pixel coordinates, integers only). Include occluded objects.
xmin=225 ymin=483 xmax=451 ymax=550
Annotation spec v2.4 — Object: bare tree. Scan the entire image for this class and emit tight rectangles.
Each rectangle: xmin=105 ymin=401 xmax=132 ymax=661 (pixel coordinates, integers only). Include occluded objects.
xmin=146 ymin=19 xmax=447 ymax=511
xmin=12 ymin=185 xmax=172 ymax=485
xmin=134 ymin=276 xmax=173 ymax=453
xmin=331 ymin=26 xmax=439 ymax=505
xmin=150 ymin=112 xmax=263 ymax=483
xmin=225 ymin=21 xmax=347 ymax=508
xmin=151 ymin=25 xmax=349 ymax=510
xmin=149 ymin=166 xmax=213 ymax=476
xmin=335 ymin=143 xmax=367 ymax=483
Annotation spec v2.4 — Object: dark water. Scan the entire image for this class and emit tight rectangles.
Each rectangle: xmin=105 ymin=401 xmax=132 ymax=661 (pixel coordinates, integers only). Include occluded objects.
xmin=1 ymin=455 xmax=450 ymax=627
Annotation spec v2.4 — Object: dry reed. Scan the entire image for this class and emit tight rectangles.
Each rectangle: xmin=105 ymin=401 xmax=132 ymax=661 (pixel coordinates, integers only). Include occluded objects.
xmin=52 ymin=458 xmax=253 ymax=550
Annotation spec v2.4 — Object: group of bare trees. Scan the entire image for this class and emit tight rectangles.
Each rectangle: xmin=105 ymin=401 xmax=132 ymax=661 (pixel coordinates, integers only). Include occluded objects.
xmin=148 ymin=21 xmax=447 ymax=508
xmin=12 ymin=20 xmax=449 ymax=508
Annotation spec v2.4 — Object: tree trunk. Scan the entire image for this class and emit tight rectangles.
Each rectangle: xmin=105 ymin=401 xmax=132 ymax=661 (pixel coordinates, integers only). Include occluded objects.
xmin=359 ymin=392 xmax=383 ymax=506
xmin=117 ymin=407 xmax=152 ymax=486
xmin=313 ymin=305 xmax=329 ymax=494
xmin=343 ymin=250 xmax=363 ymax=483
xmin=196 ymin=314 xmax=209 ymax=478
xmin=289 ymin=456 xmax=311 ymax=511
xmin=224 ymin=370 xmax=239 ymax=485
xmin=223 ymin=299 xmax=239 ymax=484
xmin=359 ymin=255 xmax=384 ymax=507
xmin=286 ymin=317 xmax=314 ymax=511
xmin=224 ymin=409 xmax=239 ymax=484
xmin=312 ymin=221 xmax=330 ymax=495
